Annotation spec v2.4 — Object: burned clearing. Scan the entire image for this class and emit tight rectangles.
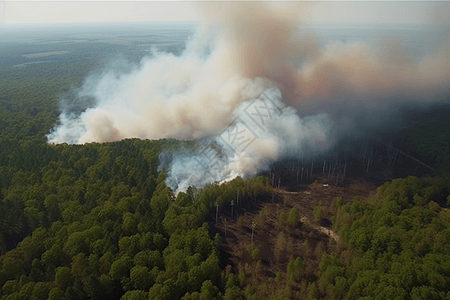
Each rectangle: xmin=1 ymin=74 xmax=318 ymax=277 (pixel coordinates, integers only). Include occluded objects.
xmin=206 ymin=139 xmax=436 ymax=297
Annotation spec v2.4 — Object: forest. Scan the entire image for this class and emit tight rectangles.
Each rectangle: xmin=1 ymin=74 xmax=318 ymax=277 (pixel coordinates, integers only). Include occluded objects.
xmin=1 ymin=54 xmax=450 ymax=300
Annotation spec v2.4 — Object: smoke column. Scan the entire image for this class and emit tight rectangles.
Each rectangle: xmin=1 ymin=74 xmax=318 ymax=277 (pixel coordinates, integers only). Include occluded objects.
xmin=0 ymin=0 xmax=5 ymax=24
xmin=47 ymin=2 xmax=450 ymax=192
xmin=161 ymin=87 xmax=333 ymax=193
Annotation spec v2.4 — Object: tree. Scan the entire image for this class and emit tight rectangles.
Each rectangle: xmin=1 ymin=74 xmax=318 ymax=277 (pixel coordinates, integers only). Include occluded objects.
xmin=163 ymin=205 xmax=182 ymax=235
xmin=99 ymin=252 xmax=114 ymax=274
xmin=99 ymin=274 xmax=114 ymax=295
xmin=44 ymin=194 xmax=61 ymax=222
xmin=314 ymin=241 xmax=325 ymax=261
xmin=130 ymin=265 xmax=153 ymax=290
xmin=41 ymin=243 xmax=64 ymax=268
xmin=307 ymin=282 xmax=318 ymax=300
xmin=64 ymin=231 xmax=89 ymax=256
xmin=120 ymin=290 xmax=148 ymax=300
xmin=224 ymin=286 xmax=244 ymax=300
xmin=135 ymin=250 xmax=163 ymax=270
xmin=150 ymin=188 xmax=171 ymax=233
xmin=287 ymin=257 xmax=304 ymax=281
xmin=410 ymin=286 xmax=440 ymax=300
xmin=148 ymin=283 xmax=163 ymax=300
xmin=109 ymin=256 xmax=133 ymax=281
xmin=153 ymin=233 xmax=167 ymax=252
xmin=278 ymin=212 xmax=288 ymax=228
xmin=81 ymin=274 xmax=102 ymax=299
xmin=18 ymin=281 xmax=34 ymax=300
xmin=47 ymin=287 xmax=65 ymax=300
xmin=118 ymin=235 xmax=140 ymax=257
xmin=287 ymin=207 xmax=300 ymax=225
xmin=31 ymin=282 xmax=49 ymax=300
xmin=176 ymin=192 xmax=192 ymax=208
xmin=65 ymin=284 xmax=84 ymax=300
xmin=314 ymin=202 xmax=324 ymax=222
xmin=331 ymin=197 xmax=343 ymax=214
xmin=199 ymin=280 xmax=220 ymax=300
xmin=122 ymin=212 xmax=138 ymax=235
xmin=214 ymin=233 xmax=221 ymax=245
xmin=251 ymin=248 xmax=260 ymax=261
xmin=274 ymin=232 xmax=287 ymax=263
xmin=55 ymin=267 xmax=73 ymax=291
xmin=71 ymin=253 xmax=87 ymax=278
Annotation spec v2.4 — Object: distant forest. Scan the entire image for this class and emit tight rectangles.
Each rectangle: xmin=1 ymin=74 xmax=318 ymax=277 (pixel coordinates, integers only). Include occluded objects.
xmin=1 ymin=52 xmax=450 ymax=300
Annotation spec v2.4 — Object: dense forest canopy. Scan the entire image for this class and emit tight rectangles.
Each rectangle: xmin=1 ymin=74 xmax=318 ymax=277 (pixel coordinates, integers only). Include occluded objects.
xmin=0 ymin=59 xmax=276 ymax=299
xmin=1 ymin=25 xmax=450 ymax=300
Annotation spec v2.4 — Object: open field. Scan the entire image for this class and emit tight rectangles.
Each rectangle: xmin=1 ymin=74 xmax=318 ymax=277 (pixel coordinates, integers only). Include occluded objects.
xmin=23 ymin=51 xmax=69 ymax=58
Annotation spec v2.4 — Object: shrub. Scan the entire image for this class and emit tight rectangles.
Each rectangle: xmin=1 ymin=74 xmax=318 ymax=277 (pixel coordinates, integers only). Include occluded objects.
xmin=214 ymin=233 xmax=221 ymax=244
xmin=278 ymin=212 xmax=288 ymax=227
xmin=238 ymin=269 xmax=246 ymax=286
xmin=287 ymin=207 xmax=300 ymax=225
xmin=275 ymin=272 xmax=283 ymax=282
xmin=251 ymin=248 xmax=260 ymax=261
xmin=237 ymin=216 xmax=245 ymax=228
xmin=274 ymin=232 xmax=287 ymax=262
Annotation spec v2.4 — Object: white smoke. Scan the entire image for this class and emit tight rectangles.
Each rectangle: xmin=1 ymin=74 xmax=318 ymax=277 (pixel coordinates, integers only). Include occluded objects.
xmin=47 ymin=2 xmax=450 ymax=192
xmin=46 ymin=3 xmax=335 ymax=192
xmin=164 ymin=88 xmax=333 ymax=193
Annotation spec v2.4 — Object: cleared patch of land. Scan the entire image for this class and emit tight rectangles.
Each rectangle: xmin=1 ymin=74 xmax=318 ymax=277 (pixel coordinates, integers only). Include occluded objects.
xmin=206 ymin=151 xmax=433 ymax=297
xmin=205 ymin=175 xmax=377 ymax=297
xmin=23 ymin=51 xmax=69 ymax=58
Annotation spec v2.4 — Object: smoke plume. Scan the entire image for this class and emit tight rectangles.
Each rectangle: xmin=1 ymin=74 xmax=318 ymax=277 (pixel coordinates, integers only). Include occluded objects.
xmin=47 ymin=2 xmax=450 ymax=192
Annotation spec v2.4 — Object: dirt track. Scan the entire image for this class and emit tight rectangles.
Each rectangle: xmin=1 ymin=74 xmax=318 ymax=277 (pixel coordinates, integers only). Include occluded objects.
xmin=207 ymin=174 xmax=379 ymax=281
xmin=206 ymin=146 xmax=436 ymax=296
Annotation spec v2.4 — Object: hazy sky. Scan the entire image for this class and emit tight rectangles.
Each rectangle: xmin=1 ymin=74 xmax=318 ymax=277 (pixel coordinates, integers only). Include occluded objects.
xmin=1 ymin=1 xmax=449 ymax=25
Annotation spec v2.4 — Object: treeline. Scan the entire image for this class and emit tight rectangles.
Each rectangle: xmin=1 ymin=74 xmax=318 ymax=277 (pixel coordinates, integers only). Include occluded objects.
xmin=0 ymin=58 xmax=104 ymax=81
xmin=0 ymin=136 xmax=272 ymax=300
xmin=0 ymin=76 xmax=85 ymax=142
xmin=2 ymin=53 xmax=450 ymax=300
xmin=315 ymin=175 xmax=450 ymax=299
xmin=3 ymin=139 xmax=450 ymax=299
xmin=0 ymin=58 xmax=276 ymax=300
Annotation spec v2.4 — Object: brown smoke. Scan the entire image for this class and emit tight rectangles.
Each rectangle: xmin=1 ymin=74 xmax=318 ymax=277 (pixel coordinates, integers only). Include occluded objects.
xmin=48 ymin=2 xmax=450 ymax=145
xmin=197 ymin=2 xmax=450 ymax=114
xmin=197 ymin=2 xmax=319 ymax=104
xmin=46 ymin=2 xmax=450 ymax=192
